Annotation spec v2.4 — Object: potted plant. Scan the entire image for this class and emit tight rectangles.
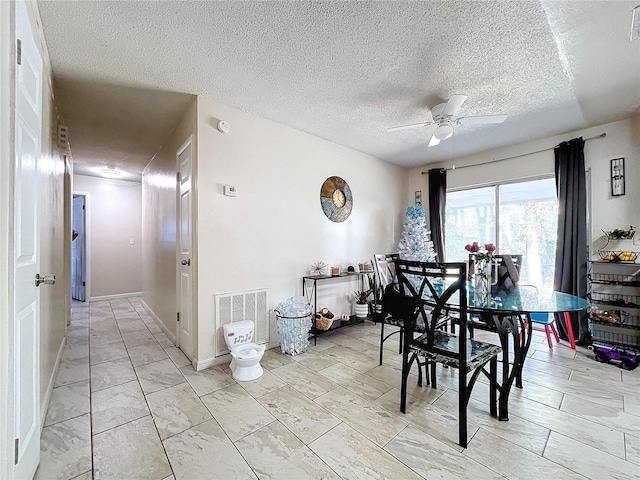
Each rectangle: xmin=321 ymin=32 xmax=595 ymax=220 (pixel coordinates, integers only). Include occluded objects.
xmin=366 ymin=272 xmax=383 ymax=315
xmin=353 ymin=288 xmax=372 ymax=319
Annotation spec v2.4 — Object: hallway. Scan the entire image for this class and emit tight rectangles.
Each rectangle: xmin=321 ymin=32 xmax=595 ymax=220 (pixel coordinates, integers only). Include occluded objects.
xmin=36 ymin=297 xmax=639 ymax=479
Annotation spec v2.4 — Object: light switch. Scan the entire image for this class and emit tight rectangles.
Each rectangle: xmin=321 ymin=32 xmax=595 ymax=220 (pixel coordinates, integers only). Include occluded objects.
xmin=129 ymin=238 xmax=135 ymax=245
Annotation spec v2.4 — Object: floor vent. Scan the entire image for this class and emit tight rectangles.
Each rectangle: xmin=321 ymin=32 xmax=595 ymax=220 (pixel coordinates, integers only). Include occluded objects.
xmin=215 ymin=288 xmax=268 ymax=357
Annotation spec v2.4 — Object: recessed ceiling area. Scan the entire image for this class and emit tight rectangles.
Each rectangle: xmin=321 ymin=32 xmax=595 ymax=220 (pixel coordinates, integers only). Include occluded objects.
xmin=37 ymin=1 xmax=639 ymax=180
xmin=53 ymin=79 xmax=194 ymax=181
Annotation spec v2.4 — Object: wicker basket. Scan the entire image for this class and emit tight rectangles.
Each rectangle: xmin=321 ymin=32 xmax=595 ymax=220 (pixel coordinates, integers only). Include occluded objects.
xmin=315 ymin=314 xmax=334 ymax=331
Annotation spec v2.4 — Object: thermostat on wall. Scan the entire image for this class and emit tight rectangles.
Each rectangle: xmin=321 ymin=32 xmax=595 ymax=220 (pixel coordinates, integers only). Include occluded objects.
xmin=224 ymin=185 xmax=237 ymax=197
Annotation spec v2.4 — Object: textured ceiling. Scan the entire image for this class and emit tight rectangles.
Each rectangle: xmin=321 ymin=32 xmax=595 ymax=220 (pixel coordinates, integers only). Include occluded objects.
xmin=37 ymin=1 xmax=640 ymax=180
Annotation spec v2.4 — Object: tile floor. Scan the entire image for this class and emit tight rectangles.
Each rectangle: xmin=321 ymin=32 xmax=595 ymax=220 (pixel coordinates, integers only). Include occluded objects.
xmin=35 ymin=297 xmax=639 ymax=480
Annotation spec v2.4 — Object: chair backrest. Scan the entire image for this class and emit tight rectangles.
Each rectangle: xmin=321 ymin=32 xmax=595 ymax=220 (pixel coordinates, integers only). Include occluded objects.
xmin=373 ymin=253 xmax=398 ymax=290
xmin=468 ymin=254 xmax=523 ymax=288
xmin=394 ymin=259 xmax=468 ymax=358
xmin=495 ymin=254 xmax=522 ymax=289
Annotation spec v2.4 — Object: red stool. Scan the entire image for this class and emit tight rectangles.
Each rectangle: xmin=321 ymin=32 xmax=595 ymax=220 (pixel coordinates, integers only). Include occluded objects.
xmin=528 ymin=312 xmax=576 ymax=350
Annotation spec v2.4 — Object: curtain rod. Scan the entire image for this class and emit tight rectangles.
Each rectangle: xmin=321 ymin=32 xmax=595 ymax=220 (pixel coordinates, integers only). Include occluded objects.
xmin=421 ymin=132 xmax=606 ymax=174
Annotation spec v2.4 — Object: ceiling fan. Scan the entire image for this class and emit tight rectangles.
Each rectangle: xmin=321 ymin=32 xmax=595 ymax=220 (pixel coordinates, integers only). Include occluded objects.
xmin=387 ymin=94 xmax=507 ymax=147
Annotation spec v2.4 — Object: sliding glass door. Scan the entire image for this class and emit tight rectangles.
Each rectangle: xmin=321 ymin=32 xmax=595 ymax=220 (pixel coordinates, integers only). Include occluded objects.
xmin=445 ymin=178 xmax=558 ymax=289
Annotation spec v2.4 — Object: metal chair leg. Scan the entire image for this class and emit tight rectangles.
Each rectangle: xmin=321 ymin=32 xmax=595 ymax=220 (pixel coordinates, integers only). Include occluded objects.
xmin=400 ymin=347 xmax=411 ymax=413
xmin=489 ymin=357 xmax=498 ymax=417
xmin=379 ymin=321 xmax=385 ymax=365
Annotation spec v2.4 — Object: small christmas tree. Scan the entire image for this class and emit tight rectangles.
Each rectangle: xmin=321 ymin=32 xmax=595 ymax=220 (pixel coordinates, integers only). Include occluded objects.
xmin=398 ymin=205 xmax=437 ymax=262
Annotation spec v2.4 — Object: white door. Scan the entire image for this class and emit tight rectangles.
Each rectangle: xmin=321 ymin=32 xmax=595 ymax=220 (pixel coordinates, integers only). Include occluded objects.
xmin=177 ymin=137 xmax=194 ymax=360
xmin=14 ymin=1 xmax=43 ymax=477
xmin=71 ymin=195 xmax=85 ymax=301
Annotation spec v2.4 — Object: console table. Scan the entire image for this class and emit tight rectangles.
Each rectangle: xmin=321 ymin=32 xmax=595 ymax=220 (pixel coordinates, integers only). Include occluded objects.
xmin=302 ymin=273 xmax=369 ymax=343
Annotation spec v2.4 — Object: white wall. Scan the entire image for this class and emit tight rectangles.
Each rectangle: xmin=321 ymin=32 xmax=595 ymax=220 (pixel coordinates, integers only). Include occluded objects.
xmin=408 ymin=116 xmax=640 ymax=254
xmin=142 ymin=98 xmax=197 ymax=338
xmin=195 ymin=95 xmax=406 ymax=365
xmin=74 ymin=175 xmax=142 ymax=298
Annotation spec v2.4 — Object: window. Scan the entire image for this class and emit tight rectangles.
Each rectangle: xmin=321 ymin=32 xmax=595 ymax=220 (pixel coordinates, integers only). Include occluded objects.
xmin=445 ymin=178 xmax=558 ymax=289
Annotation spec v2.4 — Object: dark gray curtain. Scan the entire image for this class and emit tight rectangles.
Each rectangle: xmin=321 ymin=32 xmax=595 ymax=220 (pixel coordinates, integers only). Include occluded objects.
xmin=553 ymin=137 xmax=589 ymax=343
xmin=428 ymin=168 xmax=446 ymax=261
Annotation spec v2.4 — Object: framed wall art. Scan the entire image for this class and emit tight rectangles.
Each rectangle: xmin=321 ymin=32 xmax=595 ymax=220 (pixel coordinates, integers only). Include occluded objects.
xmin=611 ymin=158 xmax=625 ymax=196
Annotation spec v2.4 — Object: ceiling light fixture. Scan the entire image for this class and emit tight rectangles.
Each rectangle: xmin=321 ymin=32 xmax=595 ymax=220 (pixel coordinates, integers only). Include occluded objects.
xmin=433 ymin=122 xmax=454 ymax=141
xmin=100 ymin=166 xmax=121 ymax=177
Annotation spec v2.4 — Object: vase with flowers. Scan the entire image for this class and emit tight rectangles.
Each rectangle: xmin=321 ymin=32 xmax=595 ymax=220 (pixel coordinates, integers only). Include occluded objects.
xmin=465 ymin=242 xmax=496 ymax=295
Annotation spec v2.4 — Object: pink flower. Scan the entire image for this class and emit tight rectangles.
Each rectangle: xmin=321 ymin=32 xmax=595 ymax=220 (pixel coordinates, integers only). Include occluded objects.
xmin=465 ymin=243 xmax=480 ymax=252
xmin=464 ymin=241 xmax=494 ymax=257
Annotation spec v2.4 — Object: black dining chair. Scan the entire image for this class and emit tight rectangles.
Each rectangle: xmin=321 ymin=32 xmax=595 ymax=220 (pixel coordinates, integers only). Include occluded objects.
xmin=374 ymin=253 xmax=412 ymax=365
xmin=456 ymin=254 xmax=524 ymax=337
xmin=374 ymin=253 xmax=447 ymax=366
xmin=395 ymin=259 xmax=502 ymax=448
xmin=467 ymin=254 xmax=523 ymax=285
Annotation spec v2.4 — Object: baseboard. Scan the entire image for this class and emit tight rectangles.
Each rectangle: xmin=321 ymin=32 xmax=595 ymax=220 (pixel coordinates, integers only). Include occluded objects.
xmin=41 ymin=336 xmax=66 ymax=429
xmin=195 ymin=341 xmax=280 ymax=372
xmin=91 ymin=292 xmax=142 ymax=301
xmin=195 ymin=354 xmax=230 ymax=371
xmin=139 ymin=299 xmax=178 ymax=346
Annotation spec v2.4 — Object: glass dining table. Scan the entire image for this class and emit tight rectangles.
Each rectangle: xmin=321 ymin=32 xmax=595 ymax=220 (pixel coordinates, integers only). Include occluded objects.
xmin=438 ymin=282 xmax=589 ymax=420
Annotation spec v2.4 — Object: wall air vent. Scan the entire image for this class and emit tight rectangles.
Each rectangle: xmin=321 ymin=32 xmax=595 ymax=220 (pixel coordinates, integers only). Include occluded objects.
xmin=214 ymin=288 xmax=268 ymax=356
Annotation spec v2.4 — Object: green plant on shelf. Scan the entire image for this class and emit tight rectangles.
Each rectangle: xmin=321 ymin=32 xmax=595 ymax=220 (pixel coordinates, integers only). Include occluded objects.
xmin=603 ymin=226 xmax=635 ymax=240
xmin=353 ymin=288 xmax=373 ymax=304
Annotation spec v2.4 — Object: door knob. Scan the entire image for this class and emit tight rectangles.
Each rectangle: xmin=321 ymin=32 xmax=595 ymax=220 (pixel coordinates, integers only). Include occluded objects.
xmin=181 ymin=259 xmax=191 ymax=266
xmin=35 ymin=274 xmax=56 ymax=287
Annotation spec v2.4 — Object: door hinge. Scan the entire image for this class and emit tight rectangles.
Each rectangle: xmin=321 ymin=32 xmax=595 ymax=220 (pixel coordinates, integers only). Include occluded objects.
xmin=14 ymin=438 xmax=19 ymax=465
xmin=82 ymin=205 xmax=85 ymax=210
xmin=176 ymin=172 xmax=180 ymax=182
xmin=16 ymin=39 xmax=22 ymax=65
xmin=82 ymin=281 xmax=86 ymax=286
xmin=177 ymin=312 xmax=180 ymax=322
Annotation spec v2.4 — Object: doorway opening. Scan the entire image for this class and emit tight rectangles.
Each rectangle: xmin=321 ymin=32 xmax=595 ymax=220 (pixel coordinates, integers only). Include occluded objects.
xmin=71 ymin=193 xmax=88 ymax=301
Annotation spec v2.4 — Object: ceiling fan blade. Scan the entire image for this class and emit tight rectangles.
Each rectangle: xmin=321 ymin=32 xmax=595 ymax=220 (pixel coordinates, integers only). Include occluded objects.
xmin=442 ymin=94 xmax=468 ymax=117
xmin=428 ymin=134 xmax=440 ymax=147
xmin=458 ymin=114 xmax=507 ymax=125
xmin=387 ymin=121 xmax=434 ymax=132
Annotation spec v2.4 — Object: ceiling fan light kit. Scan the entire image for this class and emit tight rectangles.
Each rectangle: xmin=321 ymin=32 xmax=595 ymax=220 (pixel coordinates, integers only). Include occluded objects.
xmin=434 ymin=122 xmax=454 ymax=141
xmin=100 ymin=165 xmax=121 ymax=177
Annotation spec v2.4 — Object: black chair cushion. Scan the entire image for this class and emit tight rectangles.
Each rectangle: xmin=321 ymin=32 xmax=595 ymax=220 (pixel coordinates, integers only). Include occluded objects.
xmin=410 ymin=331 xmax=502 ymax=373
xmin=382 ymin=283 xmax=428 ymax=330
xmin=382 ymin=283 xmax=408 ymax=318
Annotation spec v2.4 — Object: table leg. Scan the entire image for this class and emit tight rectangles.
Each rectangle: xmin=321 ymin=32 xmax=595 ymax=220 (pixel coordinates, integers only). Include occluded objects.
xmin=492 ymin=314 xmax=532 ymax=421
xmin=498 ymin=326 xmax=510 ymax=421
xmin=489 ymin=357 xmax=497 ymax=417
xmin=515 ymin=316 xmax=532 ymax=389
xmin=563 ymin=312 xmax=576 ymax=349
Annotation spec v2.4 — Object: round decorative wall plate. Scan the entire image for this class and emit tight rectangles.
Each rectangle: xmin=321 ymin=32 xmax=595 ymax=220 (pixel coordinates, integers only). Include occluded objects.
xmin=320 ymin=176 xmax=353 ymax=223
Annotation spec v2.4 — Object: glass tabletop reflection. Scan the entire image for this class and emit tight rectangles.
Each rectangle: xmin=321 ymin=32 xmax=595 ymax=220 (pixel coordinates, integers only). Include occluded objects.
xmin=410 ymin=281 xmax=589 ymax=314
